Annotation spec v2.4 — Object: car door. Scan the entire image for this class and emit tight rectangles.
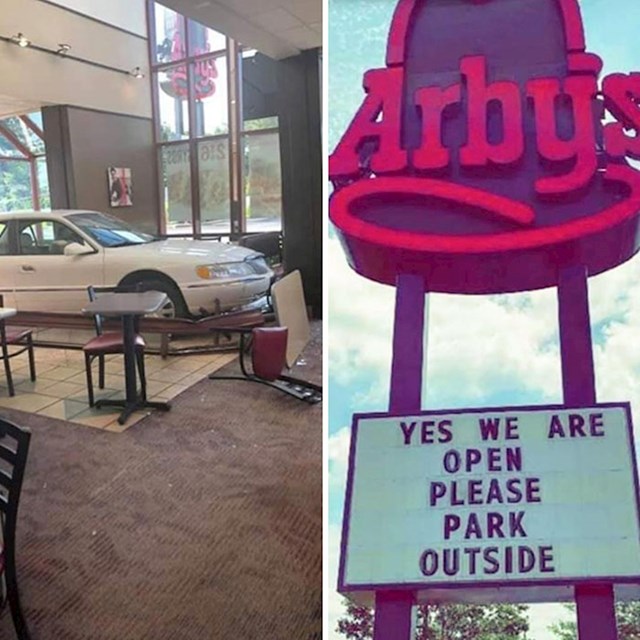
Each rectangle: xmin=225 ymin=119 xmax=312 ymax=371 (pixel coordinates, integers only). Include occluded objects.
xmin=13 ymin=217 xmax=104 ymax=313
xmin=0 ymin=219 xmax=17 ymax=307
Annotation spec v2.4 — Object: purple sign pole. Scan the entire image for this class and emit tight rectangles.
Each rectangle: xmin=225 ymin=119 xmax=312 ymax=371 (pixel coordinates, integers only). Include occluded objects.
xmin=374 ymin=273 xmax=425 ymax=640
xmin=557 ymin=266 xmax=617 ymax=640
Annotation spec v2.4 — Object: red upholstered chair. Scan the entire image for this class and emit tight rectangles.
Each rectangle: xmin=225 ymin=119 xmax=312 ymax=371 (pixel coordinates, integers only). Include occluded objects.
xmin=83 ymin=287 xmax=147 ymax=407
xmin=0 ymin=296 xmax=36 ymax=398
xmin=251 ymin=327 xmax=288 ymax=381
xmin=0 ymin=416 xmax=32 ymax=640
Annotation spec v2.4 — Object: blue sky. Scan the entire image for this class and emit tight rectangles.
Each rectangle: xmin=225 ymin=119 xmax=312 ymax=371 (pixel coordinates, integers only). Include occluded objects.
xmin=327 ymin=0 xmax=640 ymax=637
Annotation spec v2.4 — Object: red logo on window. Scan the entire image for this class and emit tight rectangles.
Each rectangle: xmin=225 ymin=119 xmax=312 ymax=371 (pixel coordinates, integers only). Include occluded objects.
xmin=329 ymin=0 xmax=640 ymax=294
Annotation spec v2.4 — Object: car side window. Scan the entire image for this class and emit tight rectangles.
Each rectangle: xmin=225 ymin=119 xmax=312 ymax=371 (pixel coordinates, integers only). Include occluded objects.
xmin=0 ymin=222 xmax=9 ymax=255
xmin=18 ymin=220 xmax=84 ymax=255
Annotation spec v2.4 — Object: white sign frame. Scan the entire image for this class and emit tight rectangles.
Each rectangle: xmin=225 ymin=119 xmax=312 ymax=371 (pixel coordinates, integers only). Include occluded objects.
xmin=339 ymin=403 xmax=640 ymax=605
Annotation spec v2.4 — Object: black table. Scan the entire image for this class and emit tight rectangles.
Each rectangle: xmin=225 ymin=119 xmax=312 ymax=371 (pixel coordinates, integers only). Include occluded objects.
xmin=82 ymin=291 xmax=171 ymax=424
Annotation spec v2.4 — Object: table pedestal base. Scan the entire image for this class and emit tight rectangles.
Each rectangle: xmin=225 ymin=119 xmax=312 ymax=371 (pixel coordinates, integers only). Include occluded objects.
xmin=95 ymin=397 xmax=171 ymax=425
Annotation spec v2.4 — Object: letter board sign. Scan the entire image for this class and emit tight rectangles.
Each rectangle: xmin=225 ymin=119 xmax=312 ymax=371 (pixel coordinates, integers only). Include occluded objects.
xmin=339 ymin=404 xmax=640 ymax=604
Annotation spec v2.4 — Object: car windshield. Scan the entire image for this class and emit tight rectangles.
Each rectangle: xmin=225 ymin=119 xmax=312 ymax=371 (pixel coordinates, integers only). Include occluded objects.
xmin=66 ymin=212 xmax=157 ymax=247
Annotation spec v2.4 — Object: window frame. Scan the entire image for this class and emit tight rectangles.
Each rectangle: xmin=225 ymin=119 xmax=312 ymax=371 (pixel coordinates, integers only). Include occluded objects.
xmin=0 ymin=114 xmax=48 ymax=212
xmin=147 ymin=1 xmax=282 ymax=240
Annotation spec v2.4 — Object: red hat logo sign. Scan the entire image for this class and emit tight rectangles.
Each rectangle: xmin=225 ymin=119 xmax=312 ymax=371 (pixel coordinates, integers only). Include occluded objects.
xmin=329 ymin=0 xmax=640 ymax=294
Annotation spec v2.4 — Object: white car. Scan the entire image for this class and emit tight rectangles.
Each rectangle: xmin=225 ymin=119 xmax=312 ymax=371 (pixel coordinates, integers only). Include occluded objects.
xmin=0 ymin=210 xmax=274 ymax=318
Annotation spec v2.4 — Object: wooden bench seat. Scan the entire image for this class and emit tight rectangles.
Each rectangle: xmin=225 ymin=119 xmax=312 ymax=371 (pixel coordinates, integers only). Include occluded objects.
xmin=6 ymin=309 xmax=266 ymax=358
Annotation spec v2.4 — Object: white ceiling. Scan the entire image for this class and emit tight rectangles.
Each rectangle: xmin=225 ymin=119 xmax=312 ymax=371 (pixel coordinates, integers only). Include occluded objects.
xmin=0 ymin=94 xmax=46 ymax=119
xmin=159 ymin=0 xmax=322 ymax=60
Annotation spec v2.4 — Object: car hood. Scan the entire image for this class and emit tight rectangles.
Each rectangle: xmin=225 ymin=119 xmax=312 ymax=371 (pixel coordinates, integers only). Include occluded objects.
xmin=104 ymin=238 xmax=262 ymax=263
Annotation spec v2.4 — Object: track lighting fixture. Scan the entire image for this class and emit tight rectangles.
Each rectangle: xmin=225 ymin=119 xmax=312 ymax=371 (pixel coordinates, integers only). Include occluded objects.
xmin=3 ymin=33 xmax=143 ymax=78
xmin=11 ymin=33 xmax=30 ymax=48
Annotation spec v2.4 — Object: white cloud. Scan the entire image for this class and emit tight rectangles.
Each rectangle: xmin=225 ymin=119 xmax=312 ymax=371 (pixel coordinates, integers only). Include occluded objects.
xmin=329 ymin=232 xmax=640 ymax=413
xmin=328 ymin=237 xmax=395 ymax=391
xmin=327 ymin=522 xmax=349 ymax=640
xmin=528 ymin=603 xmax=574 ymax=640
xmin=328 ymin=425 xmax=351 ymax=500
xmin=328 ymin=233 xmax=563 ymax=407
xmin=425 ymin=288 xmax=561 ymax=405
xmin=327 ymin=429 xmax=352 ymax=639
xmin=593 ymin=263 xmax=640 ymax=398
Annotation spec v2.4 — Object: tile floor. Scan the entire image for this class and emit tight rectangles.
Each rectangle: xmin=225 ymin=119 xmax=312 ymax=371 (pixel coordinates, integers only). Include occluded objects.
xmin=0 ymin=346 xmax=235 ymax=432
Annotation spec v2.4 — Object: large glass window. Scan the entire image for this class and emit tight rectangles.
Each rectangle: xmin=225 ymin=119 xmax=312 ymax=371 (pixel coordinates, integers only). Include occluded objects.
xmin=193 ymin=56 xmax=229 ymax=136
xmin=0 ymin=160 xmax=33 ymax=211
xmin=188 ymin=20 xmax=226 ymax=56
xmin=199 ymin=138 xmax=231 ymax=233
xmin=161 ymin=144 xmax=192 ymax=234
xmin=154 ymin=4 xmax=186 ymax=63
xmin=0 ymin=112 xmax=50 ymax=212
xmin=36 ymin=157 xmax=50 ymax=210
xmin=150 ymin=2 xmax=282 ymax=239
xmin=157 ymin=65 xmax=190 ymax=141
xmin=244 ymin=131 xmax=282 ymax=232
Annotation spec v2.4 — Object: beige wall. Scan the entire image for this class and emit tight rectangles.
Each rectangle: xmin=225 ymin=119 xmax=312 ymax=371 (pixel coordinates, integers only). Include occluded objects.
xmin=43 ymin=0 xmax=147 ymax=37
xmin=67 ymin=108 xmax=159 ymax=233
xmin=0 ymin=0 xmax=151 ymax=117
xmin=44 ymin=105 xmax=160 ymax=233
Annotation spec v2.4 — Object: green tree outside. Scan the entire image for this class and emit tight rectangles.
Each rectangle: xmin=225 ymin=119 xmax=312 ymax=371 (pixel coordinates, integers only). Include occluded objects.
xmin=338 ymin=599 xmax=530 ymax=640
xmin=550 ymin=603 xmax=640 ymax=640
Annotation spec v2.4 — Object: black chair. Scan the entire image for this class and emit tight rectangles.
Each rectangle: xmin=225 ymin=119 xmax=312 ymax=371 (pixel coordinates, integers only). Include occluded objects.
xmin=0 ymin=416 xmax=32 ymax=639
xmin=0 ymin=296 xmax=36 ymax=398
xmin=83 ymin=287 xmax=147 ymax=407
xmin=238 ymin=232 xmax=284 ymax=277
xmin=209 ymin=326 xmax=322 ymax=404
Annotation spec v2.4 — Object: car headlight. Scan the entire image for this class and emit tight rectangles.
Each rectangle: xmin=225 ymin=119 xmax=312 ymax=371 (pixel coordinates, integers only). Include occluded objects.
xmin=195 ymin=263 xmax=255 ymax=279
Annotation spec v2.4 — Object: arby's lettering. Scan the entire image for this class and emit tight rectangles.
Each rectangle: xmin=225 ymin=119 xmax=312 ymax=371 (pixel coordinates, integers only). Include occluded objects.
xmin=330 ymin=53 xmax=630 ymax=199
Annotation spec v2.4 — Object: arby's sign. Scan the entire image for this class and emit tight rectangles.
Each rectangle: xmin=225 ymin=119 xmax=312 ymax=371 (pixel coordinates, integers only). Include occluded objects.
xmin=329 ymin=0 xmax=640 ymax=293
xmin=332 ymin=0 xmax=640 ymax=613
xmin=340 ymin=404 xmax=640 ymax=603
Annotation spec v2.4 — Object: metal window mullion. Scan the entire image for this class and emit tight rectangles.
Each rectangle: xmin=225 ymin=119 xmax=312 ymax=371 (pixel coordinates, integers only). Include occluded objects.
xmin=242 ymin=127 xmax=280 ymax=137
xmin=147 ymin=0 xmax=166 ymax=235
xmin=156 ymin=146 xmax=167 ymax=236
xmin=228 ymin=38 xmax=243 ymax=239
xmin=30 ymin=158 xmax=40 ymax=211
xmin=18 ymin=115 xmax=44 ymax=141
xmin=187 ymin=57 xmax=201 ymax=237
xmin=0 ymin=125 xmax=32 ymax=159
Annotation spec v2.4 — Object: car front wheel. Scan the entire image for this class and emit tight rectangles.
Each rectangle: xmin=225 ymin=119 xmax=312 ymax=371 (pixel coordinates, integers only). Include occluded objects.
xmin=131 ymin=279 xmax=188 ymax=319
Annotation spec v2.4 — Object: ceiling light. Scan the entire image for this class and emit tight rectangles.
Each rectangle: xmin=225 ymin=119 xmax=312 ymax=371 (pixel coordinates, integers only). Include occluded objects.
xmin=11 ymin=33 xmax=30 ymax=48
xmin=130 ymin=66 xmax=145 ymax=79
xmin=57 ymin=43 xmax=71 ymax=55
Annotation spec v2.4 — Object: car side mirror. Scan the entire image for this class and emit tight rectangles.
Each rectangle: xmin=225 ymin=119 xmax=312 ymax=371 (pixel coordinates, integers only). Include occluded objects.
xmin=63 ymin=242 xmax=94 ymax=256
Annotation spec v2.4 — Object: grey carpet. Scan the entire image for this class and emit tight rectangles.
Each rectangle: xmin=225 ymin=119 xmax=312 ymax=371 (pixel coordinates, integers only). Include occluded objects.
xmin=0 ymin=322 xmax=322 ymax=639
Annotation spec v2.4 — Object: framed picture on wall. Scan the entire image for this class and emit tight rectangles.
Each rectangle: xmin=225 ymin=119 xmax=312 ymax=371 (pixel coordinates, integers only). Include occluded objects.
xmin=107 ymin=167 xmax=133 ymax=207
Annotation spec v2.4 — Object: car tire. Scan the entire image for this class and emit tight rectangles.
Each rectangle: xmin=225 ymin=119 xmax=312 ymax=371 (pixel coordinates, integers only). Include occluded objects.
xmin=132 ymin=278 xmax=188 ymax=319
